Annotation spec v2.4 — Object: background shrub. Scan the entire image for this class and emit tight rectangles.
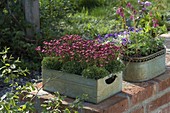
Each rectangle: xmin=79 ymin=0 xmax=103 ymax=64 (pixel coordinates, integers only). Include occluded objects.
xmin=76 ymin=0 xmax=106 ymax=9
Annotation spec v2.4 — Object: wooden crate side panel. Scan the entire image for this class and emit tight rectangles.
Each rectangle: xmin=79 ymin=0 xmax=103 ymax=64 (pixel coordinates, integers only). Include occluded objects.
xmin=42 ymin=69 xmax=122 ymax=103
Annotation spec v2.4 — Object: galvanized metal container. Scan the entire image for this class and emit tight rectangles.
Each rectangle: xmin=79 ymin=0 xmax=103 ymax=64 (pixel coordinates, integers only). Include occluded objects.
xmin=122 ymin=49 xmax=166 ymax=82
xmin=42 ymin=68 xmax=122 ymax=104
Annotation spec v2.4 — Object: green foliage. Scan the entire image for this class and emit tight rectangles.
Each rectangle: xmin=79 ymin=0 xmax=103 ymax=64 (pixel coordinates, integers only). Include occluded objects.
xmin=116 ymin=0 xmax=168 ymax=57
xmin=62 ymin=61 xmax=87 ymax=75
xmin=125 ymin=27 xmax=166 ymax=57
xmin=0 ymin=47 xmax=29 ymax=84
xmin=0 ymin=83 xmax=36 ymax=113
xmin=39 ymin=0 xmax=76 ymax=38
xmin=0 ymin=48 xmax=81 ymax=113
xmin=0 ymin=82 xmax=80 ymax=113
xmin=41 ymin=92 xmax=84 ymax=113
xmin=0 ymin=0 xmax=42 ymax=71
xmin=82 ymin=65 xmax=109 ymax=79
xmin=63 ymin=10 xmax=119 ymax=39
xmin=42 ymin=57 xmax=63 ymax=70
xmin=39 ymin=0 xmax=119 ymax=39
xmin=105 ymin=60 xmax=124 ymax=73
xmin=0 ymin=0 xmax=25 ymax=50
xmin=76 ymin=0 xmax=106 ymax=9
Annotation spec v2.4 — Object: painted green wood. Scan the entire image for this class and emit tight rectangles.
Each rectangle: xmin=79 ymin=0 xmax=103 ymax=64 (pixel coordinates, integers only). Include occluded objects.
xmin=42 ymin=69 xmax=122 ymax=103
xmin=123 ymin=53 xmax=166 ymax=82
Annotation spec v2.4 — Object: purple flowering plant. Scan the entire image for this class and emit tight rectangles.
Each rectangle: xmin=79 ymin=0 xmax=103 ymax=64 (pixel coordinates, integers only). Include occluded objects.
xmin=98 ymin=0 xmax=167 ymax=57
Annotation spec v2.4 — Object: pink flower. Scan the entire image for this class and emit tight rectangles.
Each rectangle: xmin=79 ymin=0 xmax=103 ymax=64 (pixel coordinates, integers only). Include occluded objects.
xmin=36 ymin=34 xmax=121 ymax=67
xmin=116 ymin=7 xmax=124 ymax=17
xmin=152 ymin=19 xmax=159 ymax=28
xmin=35 ymin=46 xmax=41 ymax=51
xmin=130 ymin=15 xmax=134 ymax=20
xmin=127 ymin=2 xmax=134 ymax=10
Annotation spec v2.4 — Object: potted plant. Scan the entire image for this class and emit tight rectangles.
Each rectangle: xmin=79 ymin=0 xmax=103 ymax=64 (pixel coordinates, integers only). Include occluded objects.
xmin=97 ymin=0 xmax=167 ymax=82
xmin=36 ymin=35 xmax=124 ymax=103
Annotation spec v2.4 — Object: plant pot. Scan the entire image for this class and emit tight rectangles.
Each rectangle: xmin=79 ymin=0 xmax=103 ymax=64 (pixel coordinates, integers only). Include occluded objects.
xmin=122 ymin=49 xmax=166 ymax=82
xmin=42 ymin=68 xmax=122 ymax=104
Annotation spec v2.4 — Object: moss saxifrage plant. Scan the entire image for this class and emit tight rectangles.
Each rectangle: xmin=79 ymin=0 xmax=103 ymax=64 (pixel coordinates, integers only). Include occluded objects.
xmin=36 ymin=35 xmax=124 ymax=79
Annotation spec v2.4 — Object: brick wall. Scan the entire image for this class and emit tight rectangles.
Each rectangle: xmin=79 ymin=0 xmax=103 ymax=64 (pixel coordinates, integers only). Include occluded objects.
xmin=33 ymin=53 xmax=170 ymax=113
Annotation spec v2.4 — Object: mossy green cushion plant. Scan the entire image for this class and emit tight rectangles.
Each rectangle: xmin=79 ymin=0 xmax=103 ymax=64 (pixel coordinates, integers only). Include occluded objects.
xmin=82 ymin=65 xmax=109 ymax=80
xmin=42 ymin=57 xmax=62 ymax=70
xmin=105 ymin=60 xmax=124 ymax=74
xmin=61 ymin=60 xmax=87 ymax=75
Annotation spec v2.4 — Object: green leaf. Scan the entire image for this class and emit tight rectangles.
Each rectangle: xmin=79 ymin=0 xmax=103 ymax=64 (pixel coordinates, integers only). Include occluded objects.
xmin=4 ymin=78 xmax=9 ymax=83
xmin=10 ymin=64 xmax=16 ymax=69
xmin=1 ymin=93 xmax=7 ymax=101
xmin=2 ymin=55 xmax=7 ymax=60
xmin=25 ymin=94 xmax=33 ymax=98
xmin=14 ymin=58 xmax=21 ymax=63
xmin=4 ymin=104 xmax=10 ymax=112
xmin=63 ymin=108 xmax=71 ymax=113
xmin=0 ymin=66 xmax=6 ymax=70
xmin=10 ymin=99 xmax=16 ymax=106
xmin=21 ymin=105 xmax=26 ymax=110
xmin=5 ymin=64 xmax=10 ymax=67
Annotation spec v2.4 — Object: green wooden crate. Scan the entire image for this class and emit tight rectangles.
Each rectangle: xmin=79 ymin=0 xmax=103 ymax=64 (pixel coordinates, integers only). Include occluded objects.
xmin=42 ymin=69 xmax=122 ymax=103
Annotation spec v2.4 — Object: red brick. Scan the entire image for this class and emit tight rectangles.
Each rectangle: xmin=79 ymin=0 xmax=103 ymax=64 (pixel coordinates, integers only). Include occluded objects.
xmin=83 ymin=93 xmax=129 ymax=113
xmin=153 ymin=68 xmax=170 ymax=91
xmin=123 ymin=81 xmax=157 ymax=106
xmin=102 ymin=97 xmax=128 ymax=113
xmin=131 ymin=106 xmax=144 ymax=113
xmin=147 ymin=92 xmax=170 ymax=112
